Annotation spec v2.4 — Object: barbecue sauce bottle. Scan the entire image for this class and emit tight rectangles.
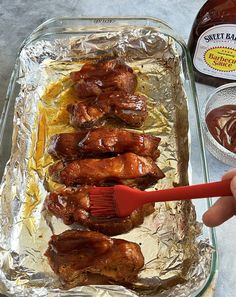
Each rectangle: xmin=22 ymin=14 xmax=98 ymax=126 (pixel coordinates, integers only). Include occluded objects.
xmin=188 ymin=0 xmax=236 ymax=86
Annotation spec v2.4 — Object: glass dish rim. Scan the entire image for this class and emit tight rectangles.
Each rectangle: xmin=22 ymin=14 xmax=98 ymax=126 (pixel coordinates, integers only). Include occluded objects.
xmin=0 ymin=16 xmax=217 ymax=297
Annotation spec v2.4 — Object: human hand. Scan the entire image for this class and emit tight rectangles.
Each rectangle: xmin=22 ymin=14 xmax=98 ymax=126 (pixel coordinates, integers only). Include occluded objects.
xmin=203 ymin=169 xmax=236 ymax=227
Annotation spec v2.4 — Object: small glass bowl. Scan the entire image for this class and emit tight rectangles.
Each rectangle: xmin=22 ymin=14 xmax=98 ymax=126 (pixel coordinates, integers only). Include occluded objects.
xmin=201 ymin=82 xmax=236 ymax=166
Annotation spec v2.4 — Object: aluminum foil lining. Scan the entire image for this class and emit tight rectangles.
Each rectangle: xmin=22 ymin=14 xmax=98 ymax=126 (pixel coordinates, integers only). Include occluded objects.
xmin=0 ymin=27 xmax=213 ymax=297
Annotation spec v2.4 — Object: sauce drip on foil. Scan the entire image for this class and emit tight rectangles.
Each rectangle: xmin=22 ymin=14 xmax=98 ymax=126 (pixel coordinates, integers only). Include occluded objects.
xmin=206 ymin=105 xmax=236 ymax=153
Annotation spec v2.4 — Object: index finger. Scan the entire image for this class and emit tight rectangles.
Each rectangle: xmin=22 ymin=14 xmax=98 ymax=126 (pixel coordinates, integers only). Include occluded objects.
xmin=222 ymin=169 xmax=236 ymax=181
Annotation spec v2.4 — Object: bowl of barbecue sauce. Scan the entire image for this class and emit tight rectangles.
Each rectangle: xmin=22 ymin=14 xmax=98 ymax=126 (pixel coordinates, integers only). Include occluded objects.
xmin=202 ymin=83 xmax=236 ymax=166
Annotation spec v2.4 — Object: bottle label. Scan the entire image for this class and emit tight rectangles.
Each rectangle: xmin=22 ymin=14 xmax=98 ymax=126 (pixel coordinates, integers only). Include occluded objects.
xmin=193 ymin=24 xmax=236 ymax=79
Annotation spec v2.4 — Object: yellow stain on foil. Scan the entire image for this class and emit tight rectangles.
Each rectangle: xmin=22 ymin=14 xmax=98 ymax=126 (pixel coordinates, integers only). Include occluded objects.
xmin=42 ymin=81 xmax=64 ymax=101
xmin=25 ymin=76 xmax=78 ymax=225
xmin=34 ymin=111 xmax=47 ymax=174
xmin=57 ymin=87 xmax=79 ymax=107
xmin=42 ymin=77 xmax=71 ymax=102
xmin=30 ymin=82 xmax=78 ymax=171
xmin=26 ymin=181 xmax=40 ymax=210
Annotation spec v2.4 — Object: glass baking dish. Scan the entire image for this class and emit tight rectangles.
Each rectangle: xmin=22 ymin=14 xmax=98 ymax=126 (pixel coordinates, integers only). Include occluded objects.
xmin=0 ymin=17 xmax=217 ymax=297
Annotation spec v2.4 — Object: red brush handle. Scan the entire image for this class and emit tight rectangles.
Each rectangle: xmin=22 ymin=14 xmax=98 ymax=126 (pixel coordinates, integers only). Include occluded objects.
xmin=90 ymin=179 xmax=233 ymax=218
xmin=145 ymin=179 xmax=232 ymax=203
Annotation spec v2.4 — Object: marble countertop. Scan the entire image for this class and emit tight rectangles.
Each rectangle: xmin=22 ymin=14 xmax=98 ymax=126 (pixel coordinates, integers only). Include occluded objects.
xmin=0 ymin=0 xmax=236 ymax=296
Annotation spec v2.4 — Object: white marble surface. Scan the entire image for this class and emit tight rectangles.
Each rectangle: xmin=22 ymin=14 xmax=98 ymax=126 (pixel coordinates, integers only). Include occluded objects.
xmin=0 ymin=0 xmax=236 ymax=296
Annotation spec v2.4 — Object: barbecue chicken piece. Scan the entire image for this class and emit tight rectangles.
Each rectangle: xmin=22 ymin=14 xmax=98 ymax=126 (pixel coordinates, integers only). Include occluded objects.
xmin=48 ymin=152 xmax=165 ymax=188
xmin=48 ymin=127 xmax=160 ymax=161
xmin=70 ymin=58 xmax=137 ymax=98
xmin=45 ymin=186 xmax=155 ymax=235
xmin=67 ymin=91 xmax=147 ymax=128
xmin=45 ymin=230 xmax=144 ymax=288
